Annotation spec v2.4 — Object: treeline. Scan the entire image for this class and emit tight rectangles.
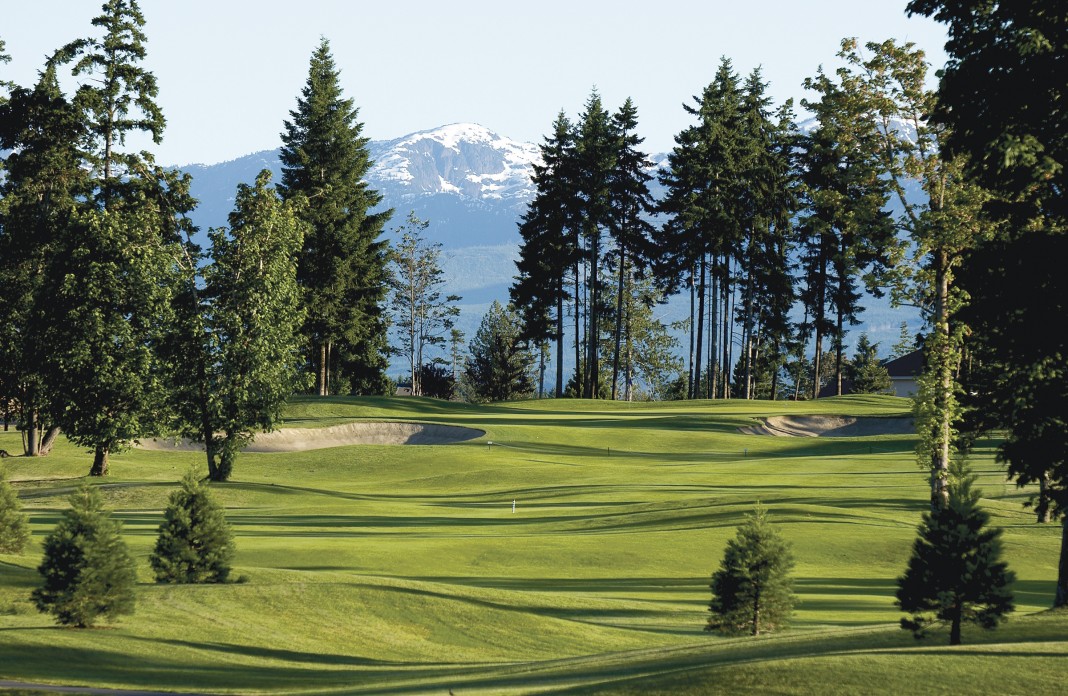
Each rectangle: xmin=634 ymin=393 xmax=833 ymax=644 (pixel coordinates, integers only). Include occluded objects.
xmin=0 ymin=3 xmax=392 ymax=480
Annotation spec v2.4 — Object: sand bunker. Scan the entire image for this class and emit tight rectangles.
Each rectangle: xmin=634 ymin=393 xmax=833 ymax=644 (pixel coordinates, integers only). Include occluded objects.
xmin=139 ymin=422 xmax=484 ymax=453
xmin=740 ymin=414 xmax=914 ymax=438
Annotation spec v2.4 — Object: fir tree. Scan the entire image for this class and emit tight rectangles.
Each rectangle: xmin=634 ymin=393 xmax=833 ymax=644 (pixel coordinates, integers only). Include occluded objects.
xmin=463 ymin=301 xmax=535 ymax=403
xmin=32 ymin=484 xmax=136 ymax=627
xmin=707 ymin=504 xmax=795 ymax=636
xmin=0 ymin=468 xmax=30 ymax=554
xmin=849 ymin=333 xmax=891 ymax=394
xmin=280 ymin=38 xmax=391 ymax=396
xmin=897 ymin=463 xmax=1015 ymax=645
xmin=151 ymin=469 xmax=235 ymax=583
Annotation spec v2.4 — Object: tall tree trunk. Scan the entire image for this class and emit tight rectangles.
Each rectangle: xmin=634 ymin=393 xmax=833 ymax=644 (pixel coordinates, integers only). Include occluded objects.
xmin=26 ymin=411 xmax=39 ymax=457
xmin=318 ymin=342 xmax=328 ymax=396
xmin=931 ymin=249 xmax=952 ymax=510
xmin=587 ymin=231 xmax=600 ymax=399
xmin=835 ymin=306 xmax=845 ymax=397
xmin=725 ymin=267 xmax=735 ymax=399
xmin=687 ymin=270 xmax=695 ymax=398
xmin=949 ymin=603 xmax=962 ymax=645
xmin=611 ymin=247 xmax=627 ymax=400
xmin=694 ymin=255 xmax=707 ymax=400
xmin=1055 ymin=518 xmax=1068 ymax=608
xmin=556 ymin=286 xmax=564 ymax=399
xmin=1037 ymin=473 xmax=1052 ymax=523
xmin=721 ymin=267 xmax=731 ymax=399
xmin=710 ymin=257 xmax=719 ymax=399
xmin=574 ymin=264 xmax=581 ymax=394
xmin=90 ymin=445 xmax=109 ymax=476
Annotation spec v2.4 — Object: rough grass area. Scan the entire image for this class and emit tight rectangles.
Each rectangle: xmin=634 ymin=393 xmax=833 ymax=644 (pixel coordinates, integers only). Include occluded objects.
xmin=0 ymin=395 xmax=1063 ymax=695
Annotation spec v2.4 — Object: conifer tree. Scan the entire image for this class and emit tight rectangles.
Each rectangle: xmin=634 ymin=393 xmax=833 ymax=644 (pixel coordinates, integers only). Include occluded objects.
xmin=848 ymin=333 xmax=891 ymax=394
xmin=151 ymin=469 xmax=235 ymax=583
xmin=511 ymin=111 xmax=579 ymax=398
xmin=463 ymin=301 xmax=535 ymax=403
xmin=0 ymin=468 xmax=30 ymax=554
xmin=0 ymin=63 xmax=89 ymax=456
xmin=32 ymin=484 xmax=136 ymax=627
xmin=707 ymin=504 xmax=795 ymax=636
xmin=897 ymin=463 xmax=1015 ymax=645
xmin=280 ymin=38 xmax=391 ymax=397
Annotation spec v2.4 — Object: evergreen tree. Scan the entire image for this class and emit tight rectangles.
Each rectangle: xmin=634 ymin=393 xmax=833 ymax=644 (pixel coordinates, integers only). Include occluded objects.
xmin=0 ymin=468 xmax=30 ymax=554
xmin=847 ymin=333 xmax=891 ymax=394
xmin=59 ymin=0 xmax=165 ymax=208
xmin=279 ymin=38 xmax=391 ymax=396
xmin=463 ymin=301 xmax=535 ymax=403
xmin=511 ymin=111 xmax=579 ymax=398
xmin=388 ymin=212 xmax=461 ymax=397
xmin=907 ymin=0 xmax=1068 ymax=607
xmin=0 ymin=63 xmax=89 ymax=456
xmin=707 ymin=504 xmax=795 ymax=636
xmin=196 ymin=171 xmax=306 ymax=481
xmin=891 ymin=322 xmax=916 ymax=359
xmin=606 ymin=98 xmax=656 ymax=400
xmin=151 ymin=469 xmax=235 ymax=583
xmin=32 ymin=484 xmax=136 ymax=627
xmin=897 ymin=463 xmax=1015 ymax=645
xmin=800 ymin=59 xmax=901 ymax=398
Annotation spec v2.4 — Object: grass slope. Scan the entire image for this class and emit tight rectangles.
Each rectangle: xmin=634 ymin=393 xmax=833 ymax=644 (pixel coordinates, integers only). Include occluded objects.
xmin=0 ymin=395 xmax=1063 ymax=695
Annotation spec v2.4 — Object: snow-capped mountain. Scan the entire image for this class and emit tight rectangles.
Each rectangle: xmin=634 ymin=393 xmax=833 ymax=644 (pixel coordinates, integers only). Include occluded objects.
xmin=371 ymin=123 xmax=540 ymax=208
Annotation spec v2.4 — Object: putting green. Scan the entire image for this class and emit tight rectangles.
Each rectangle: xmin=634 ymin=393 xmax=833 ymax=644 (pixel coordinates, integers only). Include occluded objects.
xmin=0 ymin=394 xmax=1063 ymax=695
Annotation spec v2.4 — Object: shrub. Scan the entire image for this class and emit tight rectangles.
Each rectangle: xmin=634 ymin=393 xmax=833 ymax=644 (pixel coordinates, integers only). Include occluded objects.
xmin=32 ymin=484 xmax=136 ymax=627
xmin=0 ymin=469 xmax=30 ymax=554
xmin=150 ymin=469 xmax=235 ymax=583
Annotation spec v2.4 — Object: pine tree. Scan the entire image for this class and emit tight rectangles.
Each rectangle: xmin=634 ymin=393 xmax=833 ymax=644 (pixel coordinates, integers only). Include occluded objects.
xmin=388 ymin=212 xmax=461 ymax=397
xmin=0 ymin=468 xmax=30 ymax=554
xmin=280 ymin=38 xmax=391 ymax=397
xmin=32 ymin=484 xmax=136 ymax=627
xmin=511 ymin=111 xmax=579 ymax=398
xmin=897 ymin=463 xmax=1015 ymax=645
xmin=891 ymin=322 xmax=916 ymax=359
xmin=151 ymin=470 xmax=235 ymax=583
xmin=849 ymin=333 xmax=891 ymax=394
xmin=707 ymin=505 xmax=795 ymax=636
xmin=463 ymin=301 xmax=535 ymax=403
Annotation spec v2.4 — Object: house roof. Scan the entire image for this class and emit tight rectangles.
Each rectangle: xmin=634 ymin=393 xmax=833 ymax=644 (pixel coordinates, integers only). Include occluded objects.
xmin=881 ymin=349 xmax=923 ymax=378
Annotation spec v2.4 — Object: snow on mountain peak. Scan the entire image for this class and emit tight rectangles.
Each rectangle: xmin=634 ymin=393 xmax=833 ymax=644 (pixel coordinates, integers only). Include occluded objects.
xmin=370 ymin=123 xmax=541 ymax=208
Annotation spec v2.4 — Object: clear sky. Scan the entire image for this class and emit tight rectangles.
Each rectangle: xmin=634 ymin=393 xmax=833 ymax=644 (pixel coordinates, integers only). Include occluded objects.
xmin=2 ymin=0 xmax=950 ymax=166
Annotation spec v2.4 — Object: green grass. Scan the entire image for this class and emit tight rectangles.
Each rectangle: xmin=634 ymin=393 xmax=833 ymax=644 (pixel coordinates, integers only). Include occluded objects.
xmin=0 ymin=394 xmax=1063 ymax=694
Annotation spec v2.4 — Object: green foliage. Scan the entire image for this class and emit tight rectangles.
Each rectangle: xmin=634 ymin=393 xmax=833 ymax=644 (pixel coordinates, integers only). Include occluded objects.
xmin=896 ymin=463 xmax=1015 ymax=645
xmin=199 ymin=170 xmax=306 ymax=481
xmin=707 ymin=504 xmax=795 ymax=636
xmin=280 ymin=38 xmax=391 ymax=396
xmin=849 ymin=334 xmax=891 ymax=394
xmin=31 ymin=484 xmax=136 ymax=627
xmin=388 ymin=212 xmax=460 ymax=397
xmin=151 ymin=470 xmax=235 ymax=583
xmin=0 ymin=468 xmax=30 ymax=554
xmin=463 ymin=301 xmax=534 ymax=403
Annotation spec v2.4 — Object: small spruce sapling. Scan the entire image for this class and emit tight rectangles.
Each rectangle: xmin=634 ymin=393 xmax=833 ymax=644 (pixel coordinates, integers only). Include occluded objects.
xmin=32 ymin=484 xmax=136 ymax=627
xmin=0 ymin=469 xmax=31 ymax=553
xmin=896 ymin=462 xmax=1015 ymax=645
xmin=707 ymin=504 xmax=796 ymax=636
xmin=151 ymin=469 xmax=235 ymax=583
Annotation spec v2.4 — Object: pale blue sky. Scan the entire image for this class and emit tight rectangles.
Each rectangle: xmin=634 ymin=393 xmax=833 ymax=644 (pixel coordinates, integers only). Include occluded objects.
xmin=3 ymin=1 xmax=949 ymax=166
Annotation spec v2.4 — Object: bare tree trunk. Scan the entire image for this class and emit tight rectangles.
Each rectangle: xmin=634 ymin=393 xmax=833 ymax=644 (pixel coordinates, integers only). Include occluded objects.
xmin=687 ymin=270 xmax=695 ymax=398
xmin=1055 ymin=518 xmax=1068 ymax=608
xmin=611 ymin=247 xmax=627 ymax=400
xmin=710 ymin=257 xmax=719 ymax=399
xmin=931 ymin=249 xmax=952 ymax=511
xmin=694 ymin=255 xmax=706 ymax=400
xmin=556 ymin=288 xmax=564 ymax=399
xmin=26 ymin=411 xmax=39 ymax=457
xmin=318 ymin=342 xmax=328 ymax=397
xmin=90 ymin=445 xmax=109 ymax=477
xmin=1037 ymin=473 xmax=1052 ymax=523
xmin=39 ymin=426 xmax=61 ymax=455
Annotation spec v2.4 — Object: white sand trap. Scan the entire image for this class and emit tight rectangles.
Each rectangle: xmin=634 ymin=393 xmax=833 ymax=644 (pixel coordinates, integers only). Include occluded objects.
xmin=739 ymin=414 xmax=914 ymax=438
xmin=139 ymin=422 xmax=485 ymax=453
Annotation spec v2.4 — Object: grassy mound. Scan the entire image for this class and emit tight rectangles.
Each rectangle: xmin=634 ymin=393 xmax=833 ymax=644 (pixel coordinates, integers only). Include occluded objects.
xmin=0 ymin=395 xmax=1062 ymax=694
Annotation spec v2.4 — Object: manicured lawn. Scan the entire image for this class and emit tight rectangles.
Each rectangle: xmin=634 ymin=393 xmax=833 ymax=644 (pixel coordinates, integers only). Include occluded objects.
xmin=0 ymin=395 xmax=1063 ymax=694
